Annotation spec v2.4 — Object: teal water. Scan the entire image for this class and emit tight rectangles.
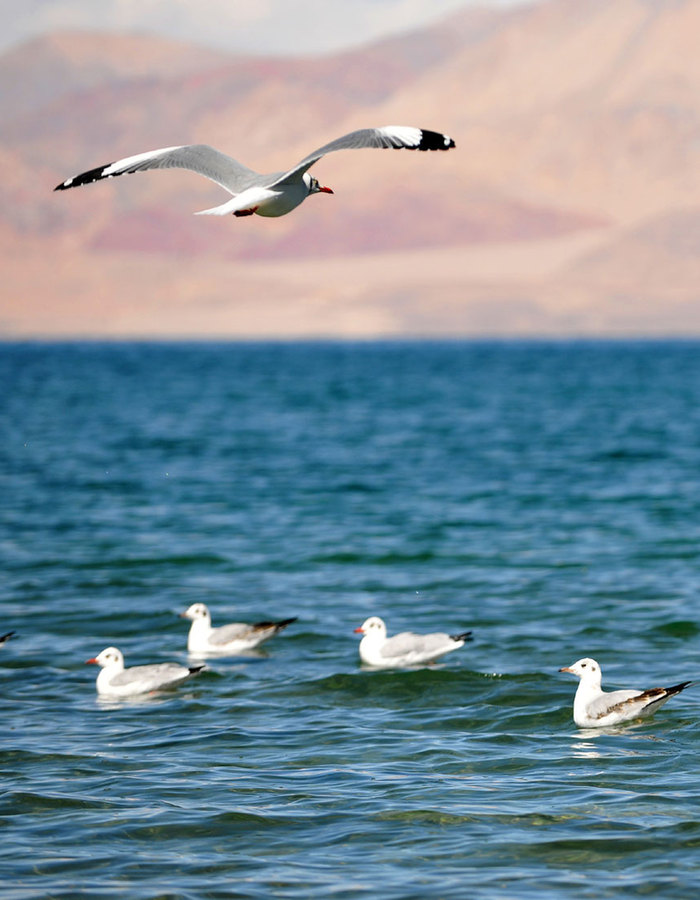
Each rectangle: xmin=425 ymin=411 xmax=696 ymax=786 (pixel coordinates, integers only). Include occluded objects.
xmin=2 ymin=341 xmax=700 ymax=899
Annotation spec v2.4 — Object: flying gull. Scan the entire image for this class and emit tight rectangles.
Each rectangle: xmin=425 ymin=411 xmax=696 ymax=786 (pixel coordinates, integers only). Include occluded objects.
xmin=54 ymin=126 xmax=455 ymax=218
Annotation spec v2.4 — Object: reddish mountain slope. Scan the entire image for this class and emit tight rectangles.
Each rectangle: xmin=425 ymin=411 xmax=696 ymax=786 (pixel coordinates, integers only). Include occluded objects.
xmin=3 ymin=0 xmax=700 ymax=336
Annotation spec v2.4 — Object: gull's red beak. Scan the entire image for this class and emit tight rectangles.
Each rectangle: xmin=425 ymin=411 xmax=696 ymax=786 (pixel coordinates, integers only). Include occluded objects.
xmin=85 ymin=657 xmax=98 ymax=665
xmin=559 ymin=666 xmax=574 ymax=673
xmin=319 ymin=185 xmax=333 ymax=194
xmin=353 ymin=626 xmax=364 ymax=634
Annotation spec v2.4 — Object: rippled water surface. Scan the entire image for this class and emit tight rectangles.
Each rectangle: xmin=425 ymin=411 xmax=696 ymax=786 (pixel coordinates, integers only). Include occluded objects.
xmin=2 ymin=341 xmax=700 ymax=898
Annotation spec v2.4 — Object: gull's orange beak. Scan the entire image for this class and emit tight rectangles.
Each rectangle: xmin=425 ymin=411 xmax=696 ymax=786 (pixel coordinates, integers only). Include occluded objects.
xmin=319 ymin=185 xmax=333 ymax=194
xmin=86 ymin=657 xmax=98 ymax=665
xmin=559 ymin=666 xmax=574 ymax=673
xmin=353 ymin=626 xmax=364 ymax=634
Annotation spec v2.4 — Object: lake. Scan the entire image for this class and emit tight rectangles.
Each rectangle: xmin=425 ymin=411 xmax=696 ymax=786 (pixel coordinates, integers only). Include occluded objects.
xmin=2 ymin=341 xmax=700 ymax=898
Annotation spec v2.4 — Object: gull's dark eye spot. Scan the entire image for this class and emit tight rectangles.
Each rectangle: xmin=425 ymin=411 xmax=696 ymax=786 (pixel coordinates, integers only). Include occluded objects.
xmin=581 ymin=663 xmax=587 ymax=668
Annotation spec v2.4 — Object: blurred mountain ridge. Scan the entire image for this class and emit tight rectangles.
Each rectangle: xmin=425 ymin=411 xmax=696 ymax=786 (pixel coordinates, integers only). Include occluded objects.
xmin=3 ymin=0 xmax=700 ymax=336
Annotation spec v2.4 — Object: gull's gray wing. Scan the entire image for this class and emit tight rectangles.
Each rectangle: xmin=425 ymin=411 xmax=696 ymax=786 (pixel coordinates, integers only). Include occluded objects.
xmin=110 ymin=662 xmax=189 ymax=687
xmin=209 ymin=617 xmax=297 ymax=645
xmin=380 ymin=630 xmax=453 ymax=660
xmin=208 ymin=622 xmax=254 ymax=646
xmin=587 ymin=688 xmax=642 ymax=720
xmin=589 ymin=682 xmax=692 ymax=721
xmin=55 ymin=145 xmax=262 ymax=195
xmin=270 ymin=126 xmax=455 ymax=187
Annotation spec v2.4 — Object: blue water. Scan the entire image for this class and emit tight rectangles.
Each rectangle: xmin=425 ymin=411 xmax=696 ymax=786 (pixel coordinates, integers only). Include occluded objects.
xmin=2 ymin=341 xmax=700 ymax=899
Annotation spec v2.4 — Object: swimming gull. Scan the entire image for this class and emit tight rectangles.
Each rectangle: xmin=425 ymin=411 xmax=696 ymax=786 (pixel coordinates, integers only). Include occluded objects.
xmin=181 ymin=602 xmax=296 ymax=654
xmin=86 ymin=647 xmax=204 ymax=697
xmin=354 ymin=615 xmax=472 ymax=668
xmin=559 ymin=657 xmax=692 ymax=727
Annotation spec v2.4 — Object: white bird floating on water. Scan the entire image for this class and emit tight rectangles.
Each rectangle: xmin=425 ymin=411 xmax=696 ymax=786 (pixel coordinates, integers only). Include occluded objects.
xmin=54 ymin=126 xmax=455 ymax=219
xmin=559 ymin=657 xmax=692 ymax=728
xmin=354 ymin=616 xmax=472 ymax=669
xmin=86 ymin=647 xmax=204 ymax=697
xmin=181 ymin=602 xmax=297 ymax=655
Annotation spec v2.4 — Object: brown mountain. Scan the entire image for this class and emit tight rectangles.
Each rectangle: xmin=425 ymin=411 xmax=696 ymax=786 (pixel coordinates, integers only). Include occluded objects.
xmin=2 ymin=0 xmax=700 ymax=337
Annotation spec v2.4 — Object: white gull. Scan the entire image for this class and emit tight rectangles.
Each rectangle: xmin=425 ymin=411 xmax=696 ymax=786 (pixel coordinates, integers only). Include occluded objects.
xmin=54 ymin=126 xmax=455 ymax=218
xmin=559 ymin=657 xmax=692 ymax=728
xmin=354 ymin=615 xmax=471 ymax=669
xmin=86 ymin=647 xmax=204 ymax=697
xmin=181 ymin=602 xmax=296 ymax=655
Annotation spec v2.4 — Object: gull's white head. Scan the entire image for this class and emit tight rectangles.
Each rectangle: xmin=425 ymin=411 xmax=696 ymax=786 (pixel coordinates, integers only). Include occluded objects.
xmin=559 ymin=657 xmax=602 ymax=685
xmin=304 ymin=173 xmax=334 ymax=197
xmin=354 ymin=616 xmax=387 ymax=638
xmin=86 ymin=647 xmax=124 ymax=669
xmin=181 ymin=603 xmax=211 ymax=623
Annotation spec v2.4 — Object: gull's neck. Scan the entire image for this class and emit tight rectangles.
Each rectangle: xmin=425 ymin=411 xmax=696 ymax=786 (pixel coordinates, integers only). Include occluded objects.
xmin=573 ymin=676 xmax=603 ymax=717
xmin=97 ymin=659 xmax=123 ymax=690
xmin=361 ymin=631 xmax=384 ymax=647
xmin=189 ymin=616 xmax=212 ymax=636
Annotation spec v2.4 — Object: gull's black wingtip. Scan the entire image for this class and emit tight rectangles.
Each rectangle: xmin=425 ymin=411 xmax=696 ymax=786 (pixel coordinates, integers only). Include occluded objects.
xmin=253 ymin=617 xmax=298 ymax=630
xmin=54 ymin=162 xmax=117 ymax=192
xmin=419 ymin=129 xmax=456 ymax=151
xmin=54 ymin=174 xmax=81 ymax=191
xmin=451 ymin=630 xmax=473 ymax=643
xmin=668 ymin=680 xmax=694 ymax=695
